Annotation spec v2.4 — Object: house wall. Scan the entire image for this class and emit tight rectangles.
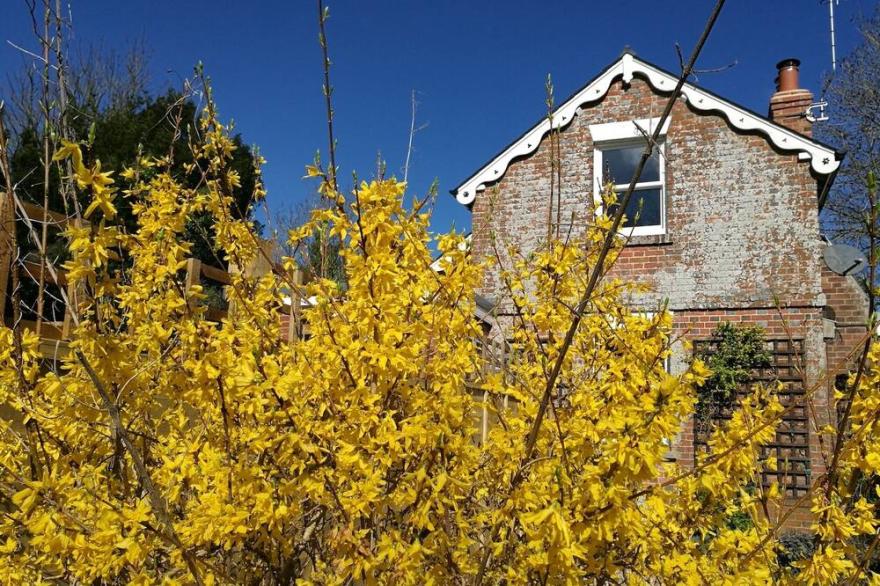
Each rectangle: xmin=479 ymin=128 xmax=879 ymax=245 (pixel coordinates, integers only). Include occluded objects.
xmin=471 ymin=75 xmax=824 ymax=312
xmin=822 ymin=263 xmax=870 ymax=375
xmin=469 ymin=74 xmax=867 ymax=531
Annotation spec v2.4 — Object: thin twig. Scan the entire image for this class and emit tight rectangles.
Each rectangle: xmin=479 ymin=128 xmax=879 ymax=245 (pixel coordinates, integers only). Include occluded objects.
xmin=402 ymin=89 xmax=427 ymax=184
xmin=317 ymin=0 xmax=338 ymax=195
xmin=75 ymin=349 xmax=205 ymax=585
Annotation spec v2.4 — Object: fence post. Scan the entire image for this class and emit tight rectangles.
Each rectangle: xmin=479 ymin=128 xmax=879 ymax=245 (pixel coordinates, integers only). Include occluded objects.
xmin=62 ymin=218 xmax=87 ymax=339
xmin=0 ymin=191 xmax=13 ymax=321
xmin=185 ymin=257 xmax=202 ymax=311
xmin=288 ymin=268 xmax=303 ymax=344
xmin=481 ymin=390 xmax=489 ymax=444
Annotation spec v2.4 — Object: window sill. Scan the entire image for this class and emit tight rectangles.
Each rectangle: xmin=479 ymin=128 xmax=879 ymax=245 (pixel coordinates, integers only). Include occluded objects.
xmin=620 ymin=233 xmax=674 ymax=247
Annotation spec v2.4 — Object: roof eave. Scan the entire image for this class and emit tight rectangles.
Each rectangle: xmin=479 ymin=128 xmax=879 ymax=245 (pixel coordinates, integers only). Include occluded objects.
xmin=450 ymin=52 xmax=842 ymax=208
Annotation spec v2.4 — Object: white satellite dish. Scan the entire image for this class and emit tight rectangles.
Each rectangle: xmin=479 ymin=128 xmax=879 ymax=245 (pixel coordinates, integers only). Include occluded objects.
xmin=823 ymin=244 xmax=867 ymax=276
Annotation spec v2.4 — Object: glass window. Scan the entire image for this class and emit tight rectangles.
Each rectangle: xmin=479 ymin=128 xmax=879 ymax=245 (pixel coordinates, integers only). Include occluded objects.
xmin=608 ymin=188 xmax=662 ymax=228
xmin=596 ymin=140 xmax=665 ymax=235
xmin=602 ymin=145 xmax=660 ymax=184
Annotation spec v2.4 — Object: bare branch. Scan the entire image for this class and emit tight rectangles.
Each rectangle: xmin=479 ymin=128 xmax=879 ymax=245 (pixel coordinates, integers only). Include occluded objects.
xmin=402 ymin=89 xmax=428 ymax=184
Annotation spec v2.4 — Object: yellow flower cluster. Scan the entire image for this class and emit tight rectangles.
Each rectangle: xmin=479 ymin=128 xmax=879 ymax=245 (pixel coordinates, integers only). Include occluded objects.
xmin=0 ymin=95 xmax=878 ymax=585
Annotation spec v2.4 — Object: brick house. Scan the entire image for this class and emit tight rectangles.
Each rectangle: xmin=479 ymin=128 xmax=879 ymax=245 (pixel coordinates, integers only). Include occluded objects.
xmin=451 ymin=51 xmax=869 ymax=529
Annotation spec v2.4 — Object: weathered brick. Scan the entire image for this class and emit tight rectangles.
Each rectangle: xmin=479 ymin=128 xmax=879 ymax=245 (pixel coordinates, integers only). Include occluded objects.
xmin=466 ymin=72 xmax=870 ymax=530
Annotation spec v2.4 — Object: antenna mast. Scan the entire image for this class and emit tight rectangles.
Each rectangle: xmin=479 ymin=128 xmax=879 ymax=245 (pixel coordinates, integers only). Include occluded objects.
xmin=808 ymin=1 xmax=839 ymax=122
xmin=828 ymin=0 xmax=838 ymax=72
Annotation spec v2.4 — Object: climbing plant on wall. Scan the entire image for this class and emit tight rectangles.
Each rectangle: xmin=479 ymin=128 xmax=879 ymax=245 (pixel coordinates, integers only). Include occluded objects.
xmin=694 ymin=322 xmax=773 ymax=433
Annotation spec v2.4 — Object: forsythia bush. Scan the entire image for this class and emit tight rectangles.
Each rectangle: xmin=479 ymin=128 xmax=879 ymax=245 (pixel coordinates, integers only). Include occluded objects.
xmin=1 ymin=97 xmax=879 ymax=584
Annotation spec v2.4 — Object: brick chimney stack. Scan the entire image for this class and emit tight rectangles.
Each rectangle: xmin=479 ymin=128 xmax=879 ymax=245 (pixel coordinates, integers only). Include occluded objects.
xmin=769 ymin=58 xmax=814 ymax=136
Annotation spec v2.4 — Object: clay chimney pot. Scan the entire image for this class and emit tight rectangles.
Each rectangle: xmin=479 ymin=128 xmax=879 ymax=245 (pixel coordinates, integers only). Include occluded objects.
xmin=776 ymin=58 xmax=801 ymax=92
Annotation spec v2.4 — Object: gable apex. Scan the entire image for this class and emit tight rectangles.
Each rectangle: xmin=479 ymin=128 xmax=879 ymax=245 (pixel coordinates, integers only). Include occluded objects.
xmin=451 ymin=53 xmax=842 ymax=207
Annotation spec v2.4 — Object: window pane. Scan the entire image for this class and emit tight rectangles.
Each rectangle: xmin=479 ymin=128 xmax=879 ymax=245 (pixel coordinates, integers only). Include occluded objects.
xmin=602 ymin=144 xmax=660 ymax=184
xmin=608 ymin=188 xmax=662 ymax=228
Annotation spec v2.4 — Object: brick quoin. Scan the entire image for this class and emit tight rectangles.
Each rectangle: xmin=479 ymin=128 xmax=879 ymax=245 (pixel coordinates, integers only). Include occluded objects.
xmin=464 ymin=58 xmax=869 ymax=532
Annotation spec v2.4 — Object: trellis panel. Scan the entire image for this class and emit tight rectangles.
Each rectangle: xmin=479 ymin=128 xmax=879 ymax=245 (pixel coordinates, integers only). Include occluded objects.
xmin=693 ymin=338 xmax=810 ymax=499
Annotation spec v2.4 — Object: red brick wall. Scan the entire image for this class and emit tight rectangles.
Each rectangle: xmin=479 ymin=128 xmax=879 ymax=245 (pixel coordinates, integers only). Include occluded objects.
xmin=821 ymin=263 xmax=870 ymax=374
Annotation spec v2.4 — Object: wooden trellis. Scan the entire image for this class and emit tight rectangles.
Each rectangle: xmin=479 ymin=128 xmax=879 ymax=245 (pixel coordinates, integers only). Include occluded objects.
xmin=468 ymin=334 xmax=523 ymax=444
xmin=2 ymin=199 xmax=240 ymax=357
xmin=0 ymin=200 xmax=89 ymax=358
xmin=693 ymin=338 xmax=811 ymax=499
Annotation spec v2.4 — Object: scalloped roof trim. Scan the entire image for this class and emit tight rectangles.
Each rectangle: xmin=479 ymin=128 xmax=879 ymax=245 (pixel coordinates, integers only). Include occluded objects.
xmin=452 ymin=53 xmax=841 ymax=207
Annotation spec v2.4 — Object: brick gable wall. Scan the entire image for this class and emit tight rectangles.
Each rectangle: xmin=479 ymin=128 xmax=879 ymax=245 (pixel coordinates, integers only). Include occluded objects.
xmin=472 ymin=75 xmax=823 ymax=311
xmin=468 ymin=74 xmax=869 ymax=531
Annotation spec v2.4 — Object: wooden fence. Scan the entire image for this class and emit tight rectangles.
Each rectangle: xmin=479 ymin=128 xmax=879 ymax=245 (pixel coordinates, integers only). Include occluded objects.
xmin=4 ymin=198 xmax=516 ymax=443
xmin=0 ymin=199 xmax=88 ymax=357
xmin=1 ymin=199 xmax=248 ymax=359
xmin=470 ymin=335 xmax=520 ymax=444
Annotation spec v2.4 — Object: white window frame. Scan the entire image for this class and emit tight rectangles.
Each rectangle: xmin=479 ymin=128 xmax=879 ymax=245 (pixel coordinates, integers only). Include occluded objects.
xmin=591 ymin=117 xmax=669 ymax=237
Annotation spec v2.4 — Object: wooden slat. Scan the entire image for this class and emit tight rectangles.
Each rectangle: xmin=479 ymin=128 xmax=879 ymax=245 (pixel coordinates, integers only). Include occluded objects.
xmin=18 ymin=201 xmax=89 ymax=228
xmin=19 ymin=261 xmax=67 ymax=286
xmin=18 ymin=320 xmax=65 ymax=340
xmin=184 ymin=258 xmax=201 ymax=290
xmin=0 ymin=192 xmax=13 ymax=319
xmin=205 ymin=307 xmax=228 ymax=322
xmin=200 ymin=263 xmax=232 ymax=285
xmin=37 ymin=339 xmax=70 ymax=360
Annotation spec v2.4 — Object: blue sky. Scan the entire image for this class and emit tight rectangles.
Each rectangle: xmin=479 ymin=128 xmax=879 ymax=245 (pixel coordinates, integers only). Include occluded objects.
xmin=1 ymin=1 xmax=875 ymax=236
